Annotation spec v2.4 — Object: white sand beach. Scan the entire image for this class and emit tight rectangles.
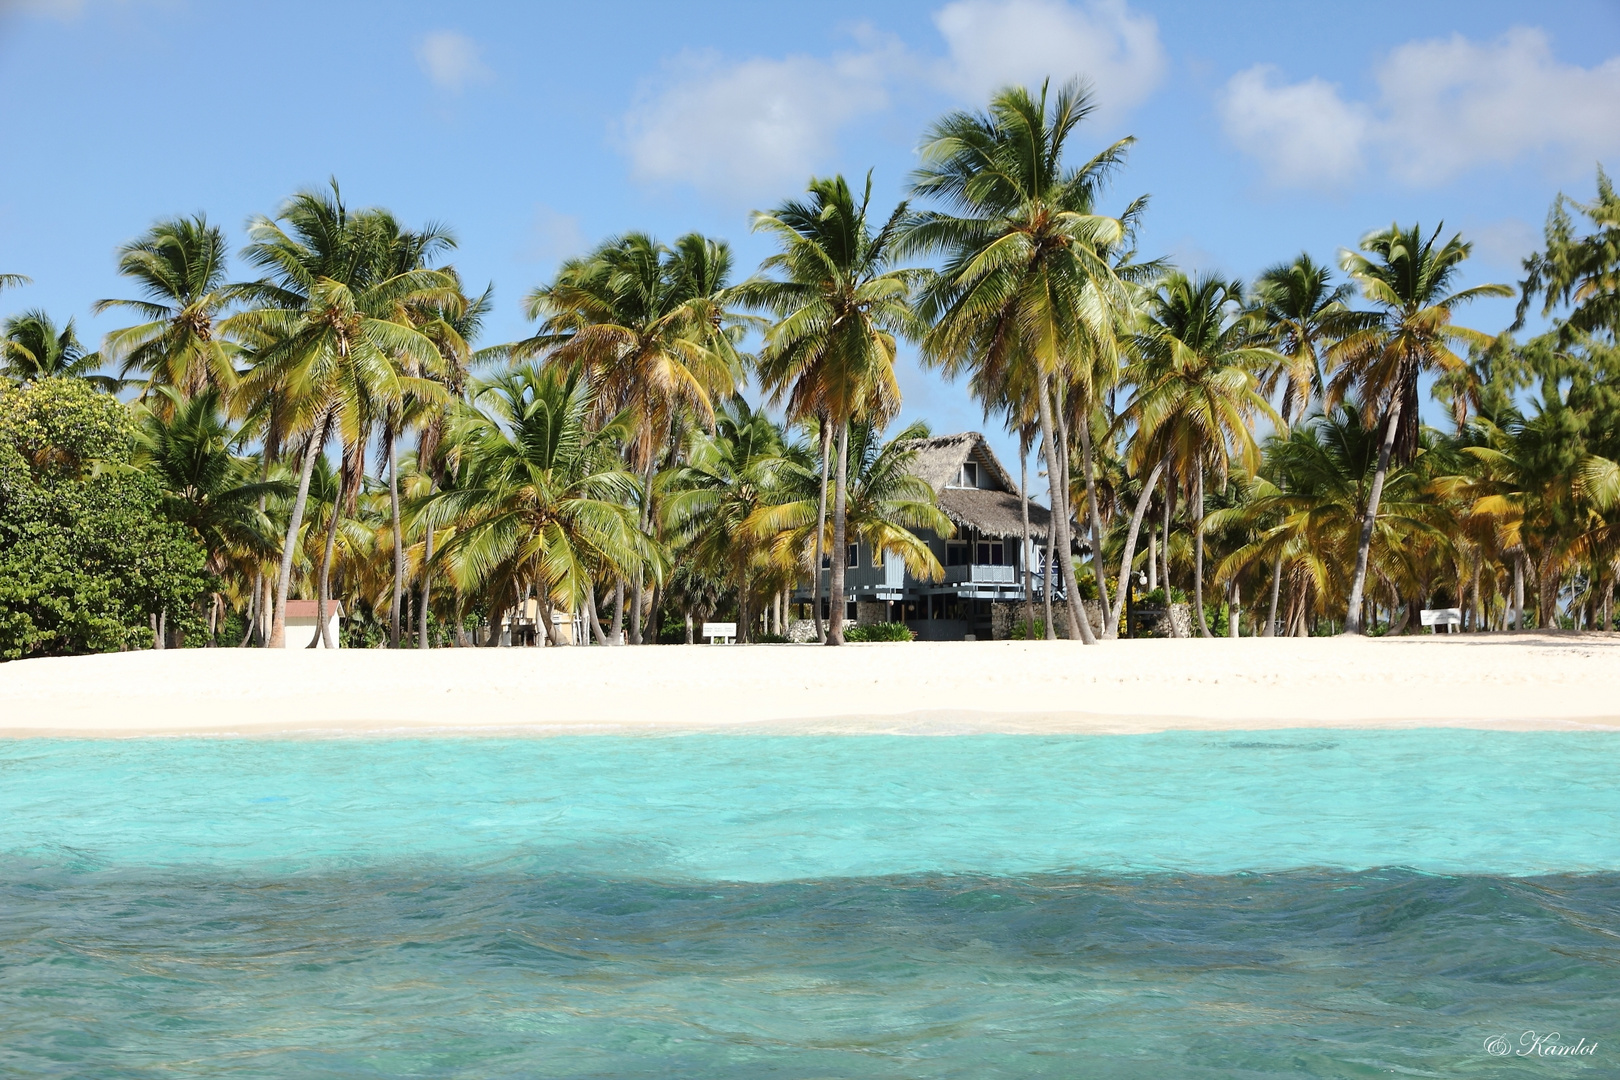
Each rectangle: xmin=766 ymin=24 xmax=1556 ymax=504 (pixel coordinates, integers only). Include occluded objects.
xmin=0 ymin=633 xmax=1617 ymax=737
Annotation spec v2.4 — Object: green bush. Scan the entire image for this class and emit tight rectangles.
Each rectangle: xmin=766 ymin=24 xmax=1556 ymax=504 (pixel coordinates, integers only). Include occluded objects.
xmin=754 ymin=632 xmax=789 ymax=644
xmin=0 ymin=381 xmax=213 ymax=660
xmin=1007 ymin=618 xmax=1047 ymax=640
xmin=844 ymin=621 xmax=914 ymax=642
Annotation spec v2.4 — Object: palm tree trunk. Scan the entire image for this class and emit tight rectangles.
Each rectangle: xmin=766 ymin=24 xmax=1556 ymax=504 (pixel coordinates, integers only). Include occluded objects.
xmin=1042 ymin=529 xmax=1056 ymax=639
xmin=1019 ymin=432 xmax=1035 ymax=635
xmin=314 ymin=462 xmax=346 ymax=649
xmin=269 ymin=408 xmax=329 ymax=649
xmin=1264 ymin=554 xmax=1283 ymax=637
xmin=584 ymin=580 xmax=609 ymax=645
xmin=1512 ymin=552 xmax=1524 ymax=630
xmin=1034 ymin=372 xmax=1094 ymax=643
xmin=611 ymin=578 xmax=625 ymax=644
xmin=1107 ymin=454 xmax=1168 ymax=640
xmin=827 ymin=418 xmax=851 ymax=645
xmin=1075 ymin=412 xmax=1113 ymax=633
xmin=239 ymin=581 xmax=259 ymax=648
xmin=812 ymin=419 xmax=830 ymax=643
xmin=387 ymin=427 xmax=404 ymax=649
xmin=1344 ymin=388 xmax=1405 ymax=634
xmin=418 ymin=523 xmax=434 ymax=649
xmin=1228 ymin=579 xmax=1241 ymax=638
xmin=1194 ymin=463 xmax=1212 ymax=638
xmin=1148 ymin=527 xmax=1157 ymax=591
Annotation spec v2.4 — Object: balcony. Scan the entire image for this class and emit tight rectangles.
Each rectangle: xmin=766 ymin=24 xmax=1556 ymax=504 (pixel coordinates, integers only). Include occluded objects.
xmin=943 ymin=563 xmax=1017 ymax=585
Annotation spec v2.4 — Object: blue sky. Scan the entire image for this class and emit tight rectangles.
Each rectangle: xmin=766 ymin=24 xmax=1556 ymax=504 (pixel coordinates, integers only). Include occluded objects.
xmin=2 ymin=0 xmax=1618 ymax=467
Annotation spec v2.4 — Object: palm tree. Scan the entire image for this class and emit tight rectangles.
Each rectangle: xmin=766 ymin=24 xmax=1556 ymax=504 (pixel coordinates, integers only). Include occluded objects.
xmin=904 ymin=81 xmax=1134 ymax=644
xmin=1330 ymin=223 xmax=1510 ymax=634
xmin=133 ymin=386 xmax=286 ymax=642
xmin=0 ymin=274 xmax=29 ymax=293
xmin=662 ymin=400 xmax=786 ymax=642
xmin=426 ymin=365 xmax=648 ymax=645
xmin=739 ymin=174 xmax=922 ymax=645
xmin=1253 ymin=254 xmax=1373 ymax=425
xmin=522 ymin=232 xmax=747 ymax=644
xmin=1120 ymin=272 xmax=1278 ymax=636
xmin=750 ymin=419 xmax=952 ymax=595
xmin=94 ymin=214 xmax=239 ymax=405
xmin=1517 ymin=166 xmax=1620 ymax=342
xmin=2 ymin=310 xmax=117 ymax=389
xmin=228 ymin=182 xmax=456 ymax=648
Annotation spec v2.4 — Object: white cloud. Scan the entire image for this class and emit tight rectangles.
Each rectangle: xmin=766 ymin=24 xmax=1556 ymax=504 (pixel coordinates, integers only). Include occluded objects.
xmin=1221 ymin=28 xmax=1620 ymax=189
xmin=932 ymin=0 xmax=1166 ymax=122
xmin=1376 ymin=28 xmax=1620 ymax=185
xmin=619 ymin=43 xmax=897 ymax=201
xmin=1218 ymin=66 xmax=1371 ymax=190
xmin=416 ymin=30 xmax=491 ymax=93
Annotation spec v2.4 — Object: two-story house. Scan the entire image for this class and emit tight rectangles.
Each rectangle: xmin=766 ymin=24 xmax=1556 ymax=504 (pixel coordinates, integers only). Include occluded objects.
xmin=797 ymin=432 xmax=1064 ymax=641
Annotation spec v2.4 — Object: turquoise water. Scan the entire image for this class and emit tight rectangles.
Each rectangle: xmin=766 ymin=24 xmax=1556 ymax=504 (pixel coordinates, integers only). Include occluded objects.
xmin=1 ymin=732 xmax=1616 ymax=1077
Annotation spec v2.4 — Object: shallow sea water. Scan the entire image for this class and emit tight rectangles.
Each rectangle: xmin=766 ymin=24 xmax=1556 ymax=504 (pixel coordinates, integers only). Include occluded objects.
xmin=1 ymin=732 xmax=1615 ymax=1077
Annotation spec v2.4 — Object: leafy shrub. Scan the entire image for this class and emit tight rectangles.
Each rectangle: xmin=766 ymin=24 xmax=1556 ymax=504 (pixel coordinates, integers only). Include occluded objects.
xmin=1007 ymin=618 xmax=1047 ymax=639
xmin=754 ymin=632 xmax=789 ymax=644
xmin=844 ymin=621 xmax=914 ymax=642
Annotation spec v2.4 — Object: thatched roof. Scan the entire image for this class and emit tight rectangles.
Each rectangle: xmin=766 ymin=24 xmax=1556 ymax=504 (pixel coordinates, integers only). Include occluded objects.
xmin=902 ymin=432 xmax=1051 ymax=540
xmin=937 ymin=486 xmax=1053 ymax=540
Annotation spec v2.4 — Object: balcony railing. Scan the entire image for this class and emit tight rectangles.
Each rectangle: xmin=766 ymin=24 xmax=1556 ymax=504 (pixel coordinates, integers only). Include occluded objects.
xmin=943 ymin=563 xmax=1017 ymax=585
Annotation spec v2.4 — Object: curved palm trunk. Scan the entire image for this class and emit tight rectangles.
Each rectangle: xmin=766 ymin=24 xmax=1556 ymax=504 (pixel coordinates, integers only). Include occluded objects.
xmin=1075 ymin=413 xmax=1113 ymax=634
xmin=387 ymin=427 xmax=404 ymax=649
xmin=812 ymin=420 xmax=830 ymax=643
xmin=1019 ymin=435 xmax=1035 ymax=635
xmin=1042 ymin=530 xmax=1056 ymax=639
xmin=418 ymin=524 xmax=434 ymax=649
xmin=1344 ymin=387 xmax=1405 ymax=634
xmin=269 ymin=408 xmax=330 ymax=649
xmin=313 ymin=461 xmax=346 ymax=649
xmin=1035 ymin=371 xmax=1095 ymax=644
xmin=629 ymin=458 xmax=656 ymax=645
xmin=1264 ymin=554 xmax=1283 ymax=637
xmin=611 ymin=579 xmax=625 ymax=644
xmin=584 ymin=579 xmax=609 ymax=645
xmin=1108 ymin=454 xmax=1168 ymax=639
xmin=1194 ymin=464 xmax=1213 ymax=638
xmin=826 ymin=419 xmax=852 ymax=645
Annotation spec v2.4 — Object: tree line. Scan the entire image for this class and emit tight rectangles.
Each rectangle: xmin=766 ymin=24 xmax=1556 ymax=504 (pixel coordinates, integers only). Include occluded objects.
xmin=2 ymin=81 xmax=1616 ymax=657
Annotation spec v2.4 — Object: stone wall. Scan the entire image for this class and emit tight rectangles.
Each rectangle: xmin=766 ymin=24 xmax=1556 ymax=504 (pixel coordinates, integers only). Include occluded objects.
xmin=786 ymin=618 xmax=818 ymax=644
xmin=990 ymin=601 xmax=1109 ymax=640
xmin=854 ymin=601 xmax=889 ymax=626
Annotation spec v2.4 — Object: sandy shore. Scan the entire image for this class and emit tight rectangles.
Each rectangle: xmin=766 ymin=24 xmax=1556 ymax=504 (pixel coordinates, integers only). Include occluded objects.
xmin=1 ymin=633 xmax=1617 ymax=737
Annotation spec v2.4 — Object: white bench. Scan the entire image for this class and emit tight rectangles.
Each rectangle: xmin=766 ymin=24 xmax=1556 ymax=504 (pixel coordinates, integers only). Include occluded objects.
xmin=701 ymin=621 xmax=737 ymax=644
xmin=1420 ymin=607 xmax=1462 ymax=633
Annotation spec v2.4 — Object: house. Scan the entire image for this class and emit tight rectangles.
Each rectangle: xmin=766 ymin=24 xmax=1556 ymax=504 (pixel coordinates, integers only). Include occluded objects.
xmin=281 ymin=600 xmax=343 ymax=648
xmin=796 ymin=432 xmax=1066 ymax=641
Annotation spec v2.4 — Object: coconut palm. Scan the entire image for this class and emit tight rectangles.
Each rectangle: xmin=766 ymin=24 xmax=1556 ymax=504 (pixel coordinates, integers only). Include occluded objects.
xmin=228 ymin=182 xmax=456 ymax=648
xmin=522 ymin=232 xmax=747 ymax=643
xmin=426 ymin=365 xmax=648 ymax=645
xmin=750 ymin=418 xmax=951 ymax=591
xmin=1253 ymin=254 xmax=1375 ymax=425
xmin=904 ymin=81 xmax=1134 ymax=644
xmin=1120 ymin=272 xmax=1278 ymax=635
xmin=133 ymin=386 xmax=286 ymax=642
xmin=739 ymin=174 xmax=922 ymax=645
xmin=0 ymin=274 xmax=30 ymax=293
xmin=2 ymin=311 xmax=116 ymax=388
xmin=1329 ymin=223 xmax=1510 ymax=633
xmin=94 ymin=214 xmax=239 ymax=405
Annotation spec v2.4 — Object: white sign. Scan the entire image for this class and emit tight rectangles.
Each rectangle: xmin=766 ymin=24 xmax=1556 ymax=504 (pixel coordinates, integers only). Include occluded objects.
xmin=702 ymin=622 xmax=737 ymax=643
xmin=1420 ymin=608 xmax=1462 ymax=627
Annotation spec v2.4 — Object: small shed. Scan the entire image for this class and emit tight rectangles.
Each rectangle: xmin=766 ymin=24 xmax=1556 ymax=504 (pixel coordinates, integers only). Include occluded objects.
xmin=282 ymin=600 xmax=343 ymax=648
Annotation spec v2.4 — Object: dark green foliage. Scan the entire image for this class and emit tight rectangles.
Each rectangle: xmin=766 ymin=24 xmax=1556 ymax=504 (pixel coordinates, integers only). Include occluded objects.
xmin=843 ymin=621 xmax=914 ymax=642
xmin=0 ymin=380 xmax=211 ymax=660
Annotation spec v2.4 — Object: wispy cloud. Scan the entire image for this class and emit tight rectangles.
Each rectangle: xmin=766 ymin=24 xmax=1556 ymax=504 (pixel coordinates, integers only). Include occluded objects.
xmin=617 ymin=1 xmax=1165 ymax=201
xmin=931 ymin=0 xmax=1166 ymax=124
xmin=416 ymin=30 xmax=492 ymax=93
xmin=1221 ymin=28 xmax=1620 ymax=190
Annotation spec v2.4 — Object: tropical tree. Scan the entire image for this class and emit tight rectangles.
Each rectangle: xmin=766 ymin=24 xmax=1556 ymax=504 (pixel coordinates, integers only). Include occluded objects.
xmin=905 ymin=81 xmax=1134 ymax=644
xmin=1330 ymin=223 xmax=1510 ymax=633
xmin=425 ymin=365 xmax=648 ymax=645
xmin=1517 ymin=166 xmax=1620 ymax=342
xmin=750 ymin=418 xmax=951 ymax=592
xmin=2 ymin=311 xmax=116 ymax=389
xmin=1253 ymin=254 xmax=1374 ymax=425
xmin=94 ymin=214 xmax=239 ymax=405
xmin=739 ymin=174 xmax=922 ymax=645
xmin=228 ymin=182 xmax=456 ymax=647
xmin=522 ymin=232 xmax=747 ymax=643
xmin=1119 ymin=272 xmax=1277 ymax=635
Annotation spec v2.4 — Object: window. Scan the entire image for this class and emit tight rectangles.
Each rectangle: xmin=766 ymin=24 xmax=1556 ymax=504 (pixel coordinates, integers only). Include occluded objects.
xmin=976 ymin=541 xmax=1004 ymax=566
xmin=847 ymin=544 xmax=859 ymax=569
xmin=946 ymin=542 xmax=970 ymax=567
xmin=959 ymin=461 xmax=979 ymax=487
